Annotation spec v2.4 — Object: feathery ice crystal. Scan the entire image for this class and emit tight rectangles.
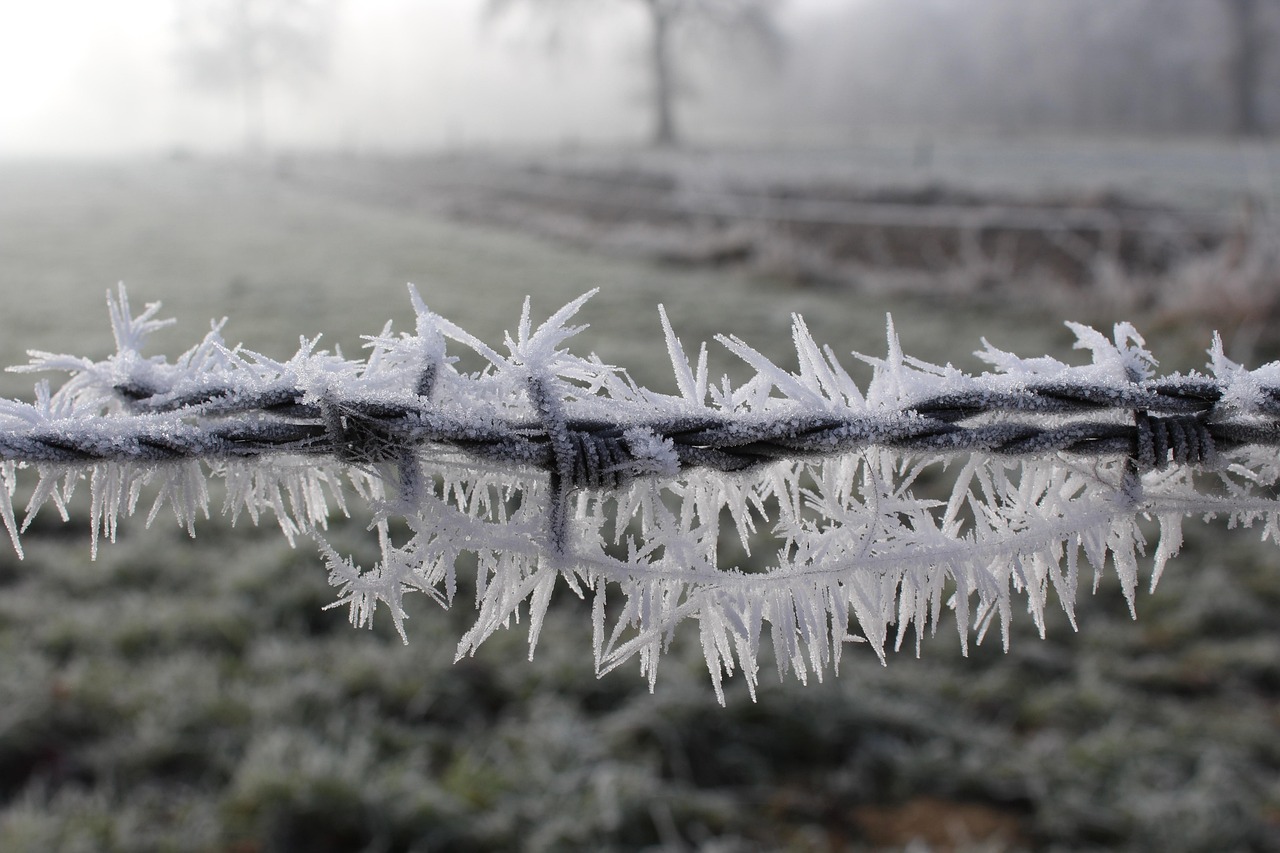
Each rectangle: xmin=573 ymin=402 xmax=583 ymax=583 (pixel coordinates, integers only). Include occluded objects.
xmin=2 ymin=285 xmax=1279 ymax=702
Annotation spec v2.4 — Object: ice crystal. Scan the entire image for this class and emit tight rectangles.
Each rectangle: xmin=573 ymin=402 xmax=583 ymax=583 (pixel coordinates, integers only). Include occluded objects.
xmin=3 ymin=284 xmax=1280 ymax=702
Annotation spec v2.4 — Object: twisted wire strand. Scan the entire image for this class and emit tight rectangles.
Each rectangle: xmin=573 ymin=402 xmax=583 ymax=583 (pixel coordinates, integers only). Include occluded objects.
xmin=19 ymin=288 xmax=1280 ymax=700
xmin=0 ymin=377 xmax=1273 ymax=484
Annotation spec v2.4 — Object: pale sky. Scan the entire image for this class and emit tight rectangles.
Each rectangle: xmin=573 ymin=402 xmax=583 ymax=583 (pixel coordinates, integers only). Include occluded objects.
xmin=0 ymin=0 xmax=841 ymax=156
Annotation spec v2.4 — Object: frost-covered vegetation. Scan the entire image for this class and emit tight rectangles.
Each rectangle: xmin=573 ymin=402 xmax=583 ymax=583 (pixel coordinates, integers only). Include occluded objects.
xmin=2 ymin=155 xmax=1280 ymax=851
xmin=3 ymin=512 xmax=1277 ymax=851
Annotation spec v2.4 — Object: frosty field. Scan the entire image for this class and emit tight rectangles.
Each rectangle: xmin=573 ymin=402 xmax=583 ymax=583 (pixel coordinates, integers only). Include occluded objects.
xmin=0 ymin=149 xmax=1279 ymax=851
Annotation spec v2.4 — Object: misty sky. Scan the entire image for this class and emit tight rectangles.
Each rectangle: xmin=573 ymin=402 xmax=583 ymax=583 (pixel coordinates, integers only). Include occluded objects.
xmin=0 ymin=0 xmax=843 ymax=156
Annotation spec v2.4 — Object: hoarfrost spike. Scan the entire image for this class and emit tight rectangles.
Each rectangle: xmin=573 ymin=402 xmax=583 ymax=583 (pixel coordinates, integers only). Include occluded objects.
xmin=0 ymin=286 xmax=1279 ymax=702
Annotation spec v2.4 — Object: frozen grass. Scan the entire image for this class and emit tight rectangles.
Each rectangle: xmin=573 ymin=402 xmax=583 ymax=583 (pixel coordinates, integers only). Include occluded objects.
xmin=2 ymin=499 xmax=1278 ymax=850
xmin=0 ymin=154 xmax=1279 ymax=850
xmin=499 ymin=135 xmax=1280 ymax=214
xmin=269 ymin=141 xmax=1280 ymax=372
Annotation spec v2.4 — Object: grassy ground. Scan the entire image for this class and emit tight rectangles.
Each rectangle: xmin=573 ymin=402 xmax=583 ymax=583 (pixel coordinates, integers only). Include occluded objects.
xmin=0 ymin=153 xmax=1278 ymax=851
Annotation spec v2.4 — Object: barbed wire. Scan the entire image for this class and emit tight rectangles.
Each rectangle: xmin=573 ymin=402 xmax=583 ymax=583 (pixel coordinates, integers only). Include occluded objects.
xmin=0 ymin=375 xmax=1270 ymax=479
xmin=6 ymin=286 xmax=1280 ymax=696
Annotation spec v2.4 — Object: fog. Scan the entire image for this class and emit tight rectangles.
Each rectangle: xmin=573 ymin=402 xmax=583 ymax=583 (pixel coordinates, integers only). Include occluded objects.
xmin=0 ymin=0 xmax=656 ymax=156
xmin=0 ymin=0 xmax=1277 ymax=158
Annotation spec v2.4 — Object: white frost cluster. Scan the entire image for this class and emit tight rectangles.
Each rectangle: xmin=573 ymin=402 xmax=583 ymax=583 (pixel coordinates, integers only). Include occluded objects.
xmin=3 ymin=285 xmax=1280 ymax=702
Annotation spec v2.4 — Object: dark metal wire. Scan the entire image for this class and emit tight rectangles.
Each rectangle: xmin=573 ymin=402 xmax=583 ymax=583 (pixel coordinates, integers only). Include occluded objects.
xmin=0 ymin=376 xmax=1269 ymax=485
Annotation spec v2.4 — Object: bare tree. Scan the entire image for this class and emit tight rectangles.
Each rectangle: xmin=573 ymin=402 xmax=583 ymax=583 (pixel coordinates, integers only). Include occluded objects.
xmin=173 ymin=0 xmax=337 ymax=154
xmin=1225 ymin=0 xmax=1267 ymax=135
xmin=488 ymin=0 xmax=782 ymax=147
xmin=784 ymin=0 xmax=1268 ymax=138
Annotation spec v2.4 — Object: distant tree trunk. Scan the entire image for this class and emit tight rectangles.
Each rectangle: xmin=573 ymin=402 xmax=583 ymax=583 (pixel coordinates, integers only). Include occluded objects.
xmin=174 ymin=0 xmax=335 ymax=157
xmin=1227 ymin=0 xmax=1264 ymax=136
xmin=241 ymin=72 xmax=266 ymax=155
xmin=643 ymin=0 xmax=678 ymax=147
xmin=235 ymin=0 xmax=267 ymax=154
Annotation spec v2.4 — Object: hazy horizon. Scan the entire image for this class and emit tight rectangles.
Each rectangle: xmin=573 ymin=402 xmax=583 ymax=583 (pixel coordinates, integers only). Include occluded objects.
xmin=0 ymin=0 xmax=859 ymax=158
xmin=2 ymin=0 xmax=1279 ymax=159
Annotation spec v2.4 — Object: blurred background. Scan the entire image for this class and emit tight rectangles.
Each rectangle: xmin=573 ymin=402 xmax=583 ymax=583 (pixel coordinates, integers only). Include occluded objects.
xmin=1 ymin=1 xmax=1280 ymax=850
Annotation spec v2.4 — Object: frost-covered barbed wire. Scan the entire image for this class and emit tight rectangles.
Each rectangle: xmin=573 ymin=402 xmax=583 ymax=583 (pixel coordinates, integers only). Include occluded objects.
xmin=4 ymin=285 xmax=1280 ymax=701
